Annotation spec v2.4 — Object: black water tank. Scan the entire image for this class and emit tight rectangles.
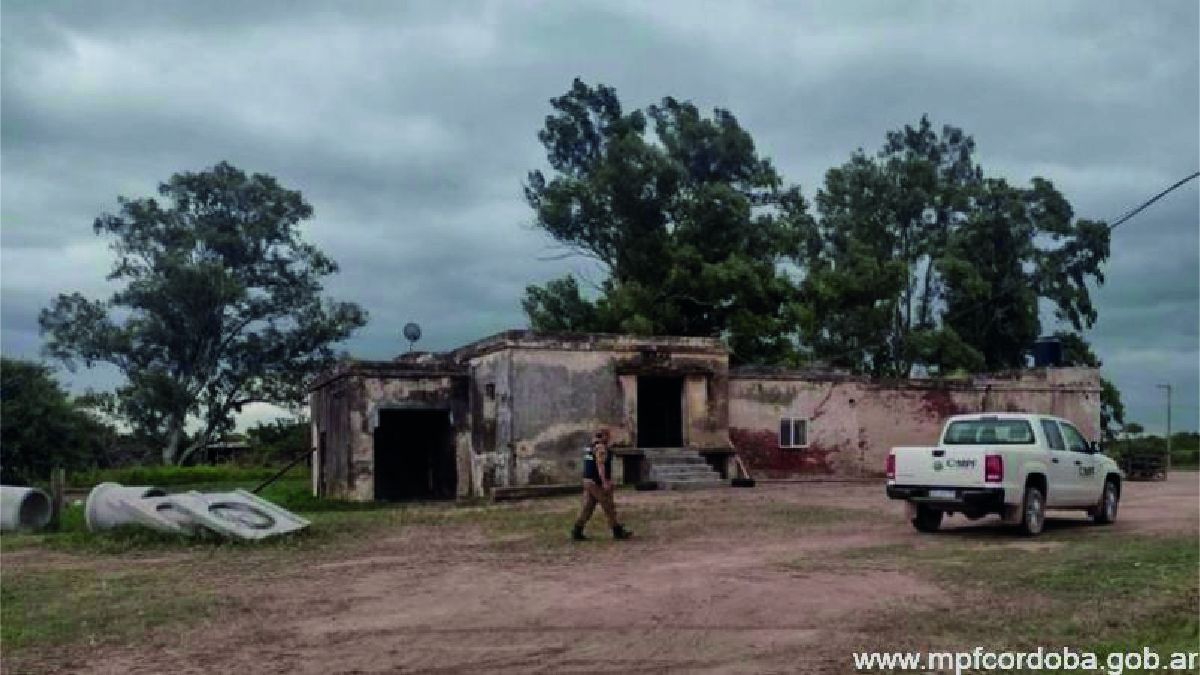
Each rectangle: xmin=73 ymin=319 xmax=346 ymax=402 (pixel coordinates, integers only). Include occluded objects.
xmin=1032 ymin=337 xmax=1063 ymax=367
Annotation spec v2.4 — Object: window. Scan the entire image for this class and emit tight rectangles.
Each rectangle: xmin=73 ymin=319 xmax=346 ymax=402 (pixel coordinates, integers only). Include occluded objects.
xmin=779 ymin=418 xmax=808 ymax=448
xmin=1059 ymin=423 xmax=1088 ymax=453
xmin=1040 ymin=419 xmax=1065 ymax=451
xmin=944 ymin=419 xmax=1035 ymax=445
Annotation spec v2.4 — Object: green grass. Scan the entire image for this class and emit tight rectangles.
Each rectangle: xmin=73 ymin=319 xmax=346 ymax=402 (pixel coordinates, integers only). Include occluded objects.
xmin=67 ymin=464 xmax=305 ymax=489
xmin=816 ymin=531 xmax=1200 ymax=669
xmin=0 ymin=566 xmax=224 ymax=660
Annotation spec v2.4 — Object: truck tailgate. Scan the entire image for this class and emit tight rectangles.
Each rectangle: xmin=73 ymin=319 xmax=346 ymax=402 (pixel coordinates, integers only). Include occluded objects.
xmin=892 ymin=446 xmax=986 ymax=487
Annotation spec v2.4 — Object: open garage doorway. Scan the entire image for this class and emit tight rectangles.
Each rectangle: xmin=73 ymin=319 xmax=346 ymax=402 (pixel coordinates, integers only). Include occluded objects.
xmin=373 ymin=409 xmax=456 ymax=501
xmin=637 ymin=376 xmax=683 ymax=447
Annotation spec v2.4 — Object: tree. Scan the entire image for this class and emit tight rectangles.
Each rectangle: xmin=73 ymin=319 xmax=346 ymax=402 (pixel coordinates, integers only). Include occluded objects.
xmin=523 ymin=79 xmax=811 ymax=364
xmin=245 ymin=416 xmax=310 ymax=464
xmin=1055 ymin=331 xmax=1124 ymax=441
xmin=800 ymin=116 xmax=1109 ymax=375
xmin=40 ymin=162 xmax=367 ymax=465
xmin=0 ymin=358 xmax=116 ymax=483
xmin=800 ymin=118 xmax=985 ymax=376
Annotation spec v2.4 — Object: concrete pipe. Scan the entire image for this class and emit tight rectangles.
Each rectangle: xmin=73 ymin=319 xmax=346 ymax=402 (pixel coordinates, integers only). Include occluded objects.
xmin=0 ymin=486 xmax=53 ymax=531
xmin=84 ymin=482 xmax=167 ymax=532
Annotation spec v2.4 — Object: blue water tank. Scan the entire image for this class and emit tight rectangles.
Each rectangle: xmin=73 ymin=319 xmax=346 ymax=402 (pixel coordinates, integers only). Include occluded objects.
xmin=1032 ymin=337 xmax=1063 ymax=367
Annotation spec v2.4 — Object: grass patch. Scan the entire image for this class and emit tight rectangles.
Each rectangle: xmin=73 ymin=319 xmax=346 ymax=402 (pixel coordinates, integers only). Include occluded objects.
xmin=821 ymin=531 xmax=1200 ymax=663
xmin=0 ymin=566 xmax=224 ymax=665
xmin=67 ymin=464 xmax=306 ymax=489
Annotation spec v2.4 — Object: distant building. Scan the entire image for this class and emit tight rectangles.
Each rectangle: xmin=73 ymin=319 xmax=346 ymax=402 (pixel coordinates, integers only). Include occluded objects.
xmin=197 ymin=437 xmax=250 ymax=464
xmin=308 ymin=330 xmax=1101 ymax=501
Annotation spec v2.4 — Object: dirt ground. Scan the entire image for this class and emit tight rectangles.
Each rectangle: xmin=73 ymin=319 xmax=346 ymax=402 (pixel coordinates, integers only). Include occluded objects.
xmin=14 ymin=473 xmax=1200 ymax=674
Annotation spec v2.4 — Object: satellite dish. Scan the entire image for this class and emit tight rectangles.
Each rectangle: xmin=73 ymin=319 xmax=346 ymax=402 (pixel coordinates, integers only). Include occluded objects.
xmin=403 ymin=322 xmax=422 ymax=351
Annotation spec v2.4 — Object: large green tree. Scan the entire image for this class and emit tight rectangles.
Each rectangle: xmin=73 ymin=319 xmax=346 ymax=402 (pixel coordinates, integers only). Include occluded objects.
xmin=800 ymin=116 xmax=1110 ymax=376
xmin=0 ymin=358 xmax=116 ymax=483
xmin=522 ymin=79 xmax=811 ymax=364
xmin=40 ymin=162 xmax=367 ymax=465
xmin=1056 ymin=331 xmax=1125 ymax=441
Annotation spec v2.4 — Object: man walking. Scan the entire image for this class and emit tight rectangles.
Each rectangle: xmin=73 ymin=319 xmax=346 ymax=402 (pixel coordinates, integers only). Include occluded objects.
xmin=571 ymin=428 xmax=633 ymax=541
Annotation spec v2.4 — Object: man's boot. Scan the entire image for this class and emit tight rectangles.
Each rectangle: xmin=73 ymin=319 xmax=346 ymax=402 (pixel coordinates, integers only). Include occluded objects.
xmin=612 ymin=524 xmax=633 ymax=540
xmin=571 ymin=524 xmax=588 ymax=541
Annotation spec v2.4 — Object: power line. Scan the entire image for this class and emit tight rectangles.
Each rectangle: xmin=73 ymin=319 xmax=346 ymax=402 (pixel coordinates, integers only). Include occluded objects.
xmin=1108 ymin=171 xmax=1199 ymax=230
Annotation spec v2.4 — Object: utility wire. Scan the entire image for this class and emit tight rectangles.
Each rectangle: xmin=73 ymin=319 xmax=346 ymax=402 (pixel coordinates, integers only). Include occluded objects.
xmin=1108 ymin=170 xmax=1199 ymax=230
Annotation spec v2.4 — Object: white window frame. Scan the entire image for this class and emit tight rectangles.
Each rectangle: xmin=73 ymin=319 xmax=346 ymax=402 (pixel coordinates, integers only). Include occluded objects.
xmin=779 ymin=418 xmax=808 ymax=449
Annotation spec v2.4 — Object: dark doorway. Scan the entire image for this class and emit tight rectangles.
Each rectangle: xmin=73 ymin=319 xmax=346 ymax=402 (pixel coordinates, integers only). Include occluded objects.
xmin=637 ymin=376 xmax=683 ymax=447
xmin=373 ymin=409 xmax=456 ymax=501
xmin=317 ymin=431 xmax=327 ymax=498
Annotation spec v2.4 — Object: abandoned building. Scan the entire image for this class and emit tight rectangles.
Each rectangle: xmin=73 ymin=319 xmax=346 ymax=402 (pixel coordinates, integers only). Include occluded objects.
xmin=308 ymin=330 xmax=1102 ymax=501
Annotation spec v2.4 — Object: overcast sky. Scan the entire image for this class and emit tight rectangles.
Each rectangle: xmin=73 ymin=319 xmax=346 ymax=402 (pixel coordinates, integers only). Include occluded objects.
xmin=2 ymin=1 xmax=1197 ymax=434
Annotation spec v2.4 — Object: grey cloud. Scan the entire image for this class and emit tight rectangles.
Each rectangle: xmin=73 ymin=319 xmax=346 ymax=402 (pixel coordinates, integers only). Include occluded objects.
xmin=2 ymin=0 xmax=1196 ymax=433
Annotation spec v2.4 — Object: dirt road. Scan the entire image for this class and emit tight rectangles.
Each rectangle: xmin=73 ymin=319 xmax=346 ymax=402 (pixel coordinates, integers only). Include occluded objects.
xmin=19 ymin=473 xmax=1200 ymax=674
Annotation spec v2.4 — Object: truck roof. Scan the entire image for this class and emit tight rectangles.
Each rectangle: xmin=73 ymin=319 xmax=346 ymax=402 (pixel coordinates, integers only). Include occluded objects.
xmin=944 ymin=412 xmax=1064 ymax=424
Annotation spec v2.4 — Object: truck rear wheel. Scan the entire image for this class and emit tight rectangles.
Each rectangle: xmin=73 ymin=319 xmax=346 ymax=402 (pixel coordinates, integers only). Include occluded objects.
xmin=911 ymin=505 xmax=942 ymax=533
xmin=1019 ymin=486 xmax=1045 ymax=536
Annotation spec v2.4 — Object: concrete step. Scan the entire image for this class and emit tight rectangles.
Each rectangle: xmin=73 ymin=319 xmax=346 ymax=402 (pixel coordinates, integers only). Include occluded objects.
xmin=649 ymin=466 xmax=721 ymax=479
xmin=641 ymin=447 xmax=725 ymax=490
xmin=641 ymin=448 xmax=702 ymax=456
xmin=660 ymin=478 xmax=728 ymax=491
xmin=642 ymin=450 xmax=709 ymax=462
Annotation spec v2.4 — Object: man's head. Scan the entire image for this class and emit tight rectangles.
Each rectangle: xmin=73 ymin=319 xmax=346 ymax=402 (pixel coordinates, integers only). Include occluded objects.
xmin=593 ymin=428 xmax=611 ymax=446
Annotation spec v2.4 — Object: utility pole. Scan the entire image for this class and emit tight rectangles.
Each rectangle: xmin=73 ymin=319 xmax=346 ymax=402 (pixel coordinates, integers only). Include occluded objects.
xmin=1156 ymin=384 xmax=1172 ymax=475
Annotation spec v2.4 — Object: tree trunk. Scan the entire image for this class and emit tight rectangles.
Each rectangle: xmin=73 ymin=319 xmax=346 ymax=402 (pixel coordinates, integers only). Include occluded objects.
xmin=163 ymin=419 xmax=184 ymax=465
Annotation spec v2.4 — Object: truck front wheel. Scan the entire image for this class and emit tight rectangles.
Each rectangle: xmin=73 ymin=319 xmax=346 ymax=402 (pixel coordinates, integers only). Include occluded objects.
xmin=911 ymin=505 xmax=943 ymax=533
xmin=1092 ymin=480 xmax=1119 ymax=525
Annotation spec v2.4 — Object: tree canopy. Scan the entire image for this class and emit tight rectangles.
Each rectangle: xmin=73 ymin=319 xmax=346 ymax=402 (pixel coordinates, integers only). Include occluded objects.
xmin=0 ymin=358 xmax=116 ymax=483
xmin=1056 ymin=331 xmax=1125 ymax=441
xmin=798 ymin=116 xmax=1110 ymax=376
xmin=522 ymin=79 xmax=811 ymax=364
xmin=39 ymin=162 xmax=367 ymax=465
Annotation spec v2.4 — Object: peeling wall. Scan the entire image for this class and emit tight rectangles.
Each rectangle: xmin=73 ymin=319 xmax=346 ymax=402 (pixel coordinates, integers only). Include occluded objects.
xmin=311 ymin=366 xmax=469 ymax=500
xmin=313 ymin=331 xmax=1100 ymax=498
xmin=508 ymin=349 xmax=627 ymax=486
xmin=729 ymin=367 xmax=1102 ymax=480
xmin=468 ymin=349 xmax=512 ymax=496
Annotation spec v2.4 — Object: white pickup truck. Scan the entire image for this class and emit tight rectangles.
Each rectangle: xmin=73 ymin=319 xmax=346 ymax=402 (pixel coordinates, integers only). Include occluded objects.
xmin=886 ymin=413 xmax=1122 ymax=536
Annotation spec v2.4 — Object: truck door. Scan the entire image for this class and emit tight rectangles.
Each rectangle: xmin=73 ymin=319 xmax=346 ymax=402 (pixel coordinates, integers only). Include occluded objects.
xmin=1040 ymin=418 xmax=1077 ymax=507
xmin=1058 ymin=422 xmax=1098 ymax=506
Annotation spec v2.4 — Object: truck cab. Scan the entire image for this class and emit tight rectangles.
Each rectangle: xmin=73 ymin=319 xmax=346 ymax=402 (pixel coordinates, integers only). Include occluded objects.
xmin=886 ymin=413 xmax=1123 ymax=535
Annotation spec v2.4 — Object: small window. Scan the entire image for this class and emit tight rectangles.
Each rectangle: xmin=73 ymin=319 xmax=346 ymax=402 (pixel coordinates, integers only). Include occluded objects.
xmin=1040 ymin=419 xmax=1066 ymax=451
xmin=779 ymin=418 xmax=808 ymax=448
xmin=1059 ymin=423 xmax=1088 ymax=453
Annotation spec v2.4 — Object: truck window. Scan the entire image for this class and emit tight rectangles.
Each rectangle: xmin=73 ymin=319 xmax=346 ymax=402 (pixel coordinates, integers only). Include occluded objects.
xmin=1059 ymin=423 xmax=1088 ymax=452
xmin=1040 ymin=419 xmax=1066 ymax=451
xmin=944 ymin=419 xmax=1035 ymax=445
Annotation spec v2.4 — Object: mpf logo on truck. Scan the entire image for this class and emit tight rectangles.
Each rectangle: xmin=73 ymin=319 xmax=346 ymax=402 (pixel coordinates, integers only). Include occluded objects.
xmin=933 ymin=459 xmax=976 ymax=471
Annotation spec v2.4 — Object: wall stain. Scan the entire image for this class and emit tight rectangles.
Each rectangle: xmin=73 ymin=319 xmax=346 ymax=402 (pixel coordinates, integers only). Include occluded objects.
xmin=920 ymin=389 xmax=966 ymax=420
xmin=730 ymin=427 xmax=836 ymax=477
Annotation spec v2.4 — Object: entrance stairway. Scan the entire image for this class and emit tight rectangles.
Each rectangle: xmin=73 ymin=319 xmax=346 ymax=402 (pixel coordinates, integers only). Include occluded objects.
xmin=643 ymin=448 xmax=726 ymax=490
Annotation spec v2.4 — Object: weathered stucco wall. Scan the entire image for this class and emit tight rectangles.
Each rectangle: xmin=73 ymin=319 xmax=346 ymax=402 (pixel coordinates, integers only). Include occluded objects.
xmin=508 ymin=348 xmax=628 ymax=486
xmin=356 ymin=375 xmax=469 ymax=499
xmin=309 ymin=361 xmax=469 ymax=500
xmin=729 ymin=367 xmax=1102 ymax=480
xmin=314 ymin=333 xmax=1101 ymax=497
xmin=468 ymin=349 xmax=512 ymax=495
